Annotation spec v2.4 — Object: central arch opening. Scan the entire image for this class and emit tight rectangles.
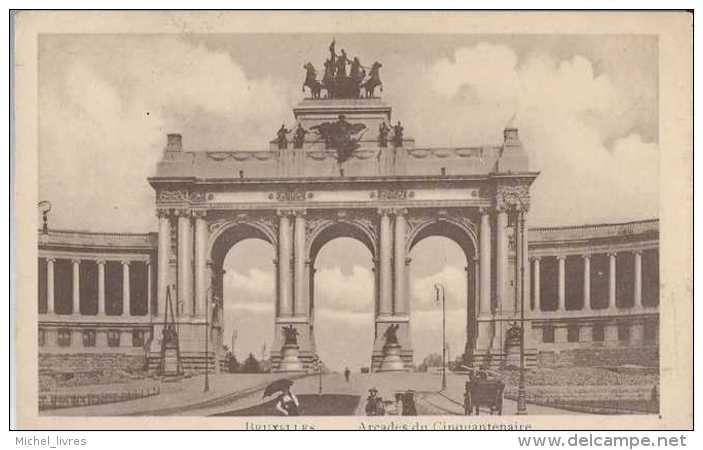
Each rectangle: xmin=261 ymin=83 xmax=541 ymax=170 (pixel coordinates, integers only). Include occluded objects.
xmin=309 ymin=222 xmax=376 ymax=373
xmin=407 ymin=220 xmax=477 ymax=371
xmin=211 ymin=223 xmax=276 ymax=373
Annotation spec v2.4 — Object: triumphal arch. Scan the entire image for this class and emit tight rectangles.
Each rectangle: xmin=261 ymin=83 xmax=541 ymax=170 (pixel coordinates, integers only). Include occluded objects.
xmin=148 ymin=43 xmax=537 ymax=372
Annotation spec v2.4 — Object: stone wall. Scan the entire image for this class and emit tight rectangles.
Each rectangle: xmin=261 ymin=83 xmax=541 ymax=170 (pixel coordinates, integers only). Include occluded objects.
xmin=39 ymin=352 xmax=147 ymax=391
xmin=537 ymin=346 xmax=659 ymax=368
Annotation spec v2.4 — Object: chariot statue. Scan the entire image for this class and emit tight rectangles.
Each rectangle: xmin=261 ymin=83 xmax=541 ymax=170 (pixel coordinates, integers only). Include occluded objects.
xmin=301 ymin=39 xmax=383 ymax=99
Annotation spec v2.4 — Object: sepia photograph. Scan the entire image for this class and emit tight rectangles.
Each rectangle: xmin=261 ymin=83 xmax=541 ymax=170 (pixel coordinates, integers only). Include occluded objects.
xmin=11 ymin=10 xmax=692 ymax=431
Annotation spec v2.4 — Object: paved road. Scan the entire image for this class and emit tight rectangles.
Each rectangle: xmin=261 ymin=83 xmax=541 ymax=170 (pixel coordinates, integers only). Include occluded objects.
xmin=200 ymin=372 xmax=582 ymax=416
xmin=43 ymin=371 xmax=581 ymax=417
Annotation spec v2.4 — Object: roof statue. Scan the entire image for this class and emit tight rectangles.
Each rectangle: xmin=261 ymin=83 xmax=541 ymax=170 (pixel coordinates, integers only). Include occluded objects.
xmin=302 ymin=39 xmax=383 ymax=99
xmin=310 ymin=114 xmax=367 ymax=163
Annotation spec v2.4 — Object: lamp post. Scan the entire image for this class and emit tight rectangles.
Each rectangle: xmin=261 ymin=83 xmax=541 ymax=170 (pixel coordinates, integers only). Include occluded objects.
xmin=504 ymin=194 xmax=528 ymax=415
xmin=434 ymin=283 xmax=447 ymax=391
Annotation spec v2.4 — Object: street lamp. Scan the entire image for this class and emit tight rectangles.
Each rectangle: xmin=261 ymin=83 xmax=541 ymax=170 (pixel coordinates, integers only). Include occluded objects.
xmin=434 ymin=283 xmax=447 ymax=391
xmin=504 ymin=193 xmax=528 ymax=415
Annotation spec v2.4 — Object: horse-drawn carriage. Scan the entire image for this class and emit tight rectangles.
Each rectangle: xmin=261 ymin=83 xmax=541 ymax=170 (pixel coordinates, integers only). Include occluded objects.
xmin=464 ymin=377 xmax=505 ymax=416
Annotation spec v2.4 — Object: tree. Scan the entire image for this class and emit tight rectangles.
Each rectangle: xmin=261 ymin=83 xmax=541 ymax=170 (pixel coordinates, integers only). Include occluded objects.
xmin=225 ymin=351 xmax=240 ymax=373
xmin=242 ymin=353 xmax=261 ymax=373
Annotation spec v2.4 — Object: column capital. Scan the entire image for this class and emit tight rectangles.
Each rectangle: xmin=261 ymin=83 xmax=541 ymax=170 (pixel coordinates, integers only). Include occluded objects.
xmin=121 ymin=260 xmax=131 ymax=266
xmin=405 ymin=256 xmax=412 ymax=265
xmin=71 ymin=258 xmax=81 ymax=265
xmin=156 ymin=208 xmax=171 ymax=218
xmin=478 ymin=206 xmax=492 ymax=216
xmin=632 ymin=249 xmax=643 ymax=256
xmin=530 ymin=255 xmax=541 ymax=262
xmin=145 ymin=259 xmax=152 ymax=267
xmin=291 ymin=208 xmax=307 ymax=217
xmin=556 ymin=255 xmax=567 ymax=261
xmin=46 ymin=256 xmax=56 ymax=263
xmin=276 ymin=208 xmax=294 ymax=217
xmin=173 ymin=208 xmax=191 ymax=217
xmin=607 ymin=251 xmax=618 ymax=258
xmin=581 ymin=254 xmax=591 ymax=260
xmin=96 ymin=258 xmax=107 ymax=265
xmin=394 ymin=207 xmax=409 ymax=216
xmin=377 ymin=207 xmax=393 ymax=216
xmin=192 ymin=210 xmax=208 ymax=219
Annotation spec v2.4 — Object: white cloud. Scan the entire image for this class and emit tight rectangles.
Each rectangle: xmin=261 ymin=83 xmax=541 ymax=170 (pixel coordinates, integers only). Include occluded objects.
xmin=411 ymin=265 xmax=467 ymax=311
xmin=224 ymin=268 xmax=275 ymax=302
xmin=314 ymin=265 xmax=374 ymax=313
xmin=418 ymin=43 xmax=659 ymax=226
xmin=39 ymin=36 xmax=291 ymax=232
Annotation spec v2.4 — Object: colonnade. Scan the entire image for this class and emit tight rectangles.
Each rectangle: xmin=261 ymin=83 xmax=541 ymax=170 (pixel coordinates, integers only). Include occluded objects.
xmin=530 ymin=250 xmax=651 ymax=313
xmin=41 ymin=257 xmax=151 ymax=317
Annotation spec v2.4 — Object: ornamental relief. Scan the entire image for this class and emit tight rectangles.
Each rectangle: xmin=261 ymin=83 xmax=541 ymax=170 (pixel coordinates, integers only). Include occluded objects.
xmin=268 ymin=190 xmax=314 ymax=202
xmin=404 ymin=208 xmax=477 ymax=251
xmin=207 ymin=212 xmax=278 ymax=246
xmin=494 ymin=181 xmax=531 ymax=211
xmin=158 ymin=189 xmax=189 ymax=203
xmin=304 ymin=210 xmax=378 ymax=256
xmin=370 ymin=189 xmax=414 ymax=200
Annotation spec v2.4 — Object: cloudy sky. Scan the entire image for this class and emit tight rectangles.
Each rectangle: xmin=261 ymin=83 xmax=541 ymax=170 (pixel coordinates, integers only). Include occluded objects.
xmin=39 ymin=34 xmax=658 ymax=370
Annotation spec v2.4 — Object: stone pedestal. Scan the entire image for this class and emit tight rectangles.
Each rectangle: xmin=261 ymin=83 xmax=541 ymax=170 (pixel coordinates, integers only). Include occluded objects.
xmin=372 ymin=318 xmax=413 ymax=371
xmin=377 ymin=343 xmax=407 ymax=372
xmin=277 ymin=344 xmax=305 ymax=373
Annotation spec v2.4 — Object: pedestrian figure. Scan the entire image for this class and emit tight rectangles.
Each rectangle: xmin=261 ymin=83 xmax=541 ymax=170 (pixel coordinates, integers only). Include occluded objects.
xmin=402 ymin=390 xmax=417 ymax=415
xmin=365 ymin=387 xmax=385 ymax=416
xmin=344 ymin=367 xmax=351 ymax=383
xmin=275 ymin=385 xmax=300 ymax=416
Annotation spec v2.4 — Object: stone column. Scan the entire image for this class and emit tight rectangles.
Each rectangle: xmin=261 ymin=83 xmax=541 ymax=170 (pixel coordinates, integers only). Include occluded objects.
xmin=633 ymin=250 xmax=643 ymax=309
xmin=378 ymin=209 xmax=393 ymax=316
xmin=146 ymin=260 xmax=152 ymax=316
xmin=194 ymin=211 xmax=208 ymax=318
xmin=477 ymin=209 xmax=492 ymax=350
xmin=177 ymin=209 xmax=193 ymax=317
xmin=46 ymin=257 xmax=55 ymax=314
xmin=557 ymin=256 xmax=566 ymax=311
xmin=293 ymin=210 xmax=307 ymax=316
xmin=278 ymin=210 xmax=293 ymax=316
xmin=479 ymin=209 xmax=492 ymax=316
xmin=521 ymin=209 xmax=530 ymax=316
xmin=473 ymin=256 xmax=480 ymax=313
xmin=608 ymin=252 xmax=617 ymax=310
xmin=532 ymin=257 xmax=540 ymax=312
xmin=404 ymin=257 xmax=412 ymax=316
xmin=495 ymin=208 xmax=508 ymax=314
xmin=122 ymin=260 xmax=130 ymax=316
xmin=157 ymin=209 xmax=171 ymax=318
xmin=97 ymin=259 xmax=106 ymax=316
xmin=393 ymin=209 xmax=407 ymax=315
xmin=72 ymin=259 xmax=80 ymax=315
xmin=582 ymin=255 xmax=591 ymax=312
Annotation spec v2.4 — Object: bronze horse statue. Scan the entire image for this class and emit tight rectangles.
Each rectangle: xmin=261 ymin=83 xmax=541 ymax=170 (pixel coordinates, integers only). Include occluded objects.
xmin=361 ymin=62 xmax=383 ymax=98
xmin=302 ymin=62 xmax=323 ymax=99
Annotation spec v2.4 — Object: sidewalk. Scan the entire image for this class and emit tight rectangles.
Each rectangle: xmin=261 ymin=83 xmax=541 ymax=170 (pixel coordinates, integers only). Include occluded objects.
xmin=42 ymin=373 xmax=298 ymax=417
